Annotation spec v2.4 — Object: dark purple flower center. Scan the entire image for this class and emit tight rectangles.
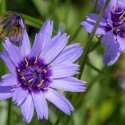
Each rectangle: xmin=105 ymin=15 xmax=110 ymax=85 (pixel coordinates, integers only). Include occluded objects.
xmin=16 ymin=56 xmax=52 ymax=92
xmin=111 ymin=3 xmax=125 ymax=37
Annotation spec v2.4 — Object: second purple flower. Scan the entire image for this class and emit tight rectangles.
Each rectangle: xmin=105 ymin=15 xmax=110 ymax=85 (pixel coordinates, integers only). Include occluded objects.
xmin=82 ymin=0 xmax=125 ymax=66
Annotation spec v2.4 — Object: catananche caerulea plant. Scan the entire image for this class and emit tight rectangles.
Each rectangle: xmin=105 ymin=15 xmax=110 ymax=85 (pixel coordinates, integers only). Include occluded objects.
xmin=82 ymin=0 xmax=125 ymax=66
xmin=0 ymin=20 xmax=86 ymax=123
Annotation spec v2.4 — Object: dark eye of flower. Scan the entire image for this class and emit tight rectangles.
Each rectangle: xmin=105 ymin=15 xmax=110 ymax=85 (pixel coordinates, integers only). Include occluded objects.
xmin=16 ymin=56 xmax=52 ymax=92
xmin=111 ymin=3 xmax=125 ymax=37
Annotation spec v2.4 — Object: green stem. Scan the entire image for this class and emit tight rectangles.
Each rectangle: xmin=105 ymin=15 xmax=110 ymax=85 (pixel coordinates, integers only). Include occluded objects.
xmin=78 ymin=0 xmax=110 ymax=79
xmin=0 ymin=0 xmax=6 ymax=14
xmin=22 ymin=14 xmax=57 ymax=34
xmin=22 ymin=14 xmax=43 ymax=29
xmin=7 ymin=99 xmax=13 ymax=125
xmin=86 ymin=61 xmax=107 ymax=75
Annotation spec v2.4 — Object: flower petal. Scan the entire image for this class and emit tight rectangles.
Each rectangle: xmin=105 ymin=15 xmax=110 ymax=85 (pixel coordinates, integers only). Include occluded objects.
xmin=20 ymin=30 xmax=31 ymax=56
xmin=101 ymin=31 xmax=116 ymax=47
xmin=44 ymin=88 xmax=74 ymax=115
xmin=101 ymin=32 xmax=121 ymax=66
xmin=21 ymin=93 xmax=34 ymax=123
xmin=51 ymin=64 xmax=79 ymax=78
xmin=3 ymin=38 xmax=23 ymax=66
xmin=0 ymin=85 xmax=14 ymax=100
xmin=0 ymin=50 xmax=15 ymax=73
xmin=50 ymin=77 xmax=86 ymax=92
xmin=32 ymin=91 xmax=48 ymax=119
xmin=40 ymin=31 xmax=69 ymax=63
xmin=85 ymin=14 xmax=107 ymax=26
xmin=81 ymin=14 xmax=107 ymax=35
xmin=30 ymin=20 xmax=53 ymax=57
xmin=117 ymin=35 xmax=125 ymax=52
xmin=52 ymin=43 xmax=83 ymax=66
xmin=103 ymin=45 xmax=121 ymax=66
xmin=12 ymin=87 xmax=28 ymax=106
xmin=1 ymin=73 xmax=17 ymax=86
xmin=82 ymin=21 xmax=107 ymax=35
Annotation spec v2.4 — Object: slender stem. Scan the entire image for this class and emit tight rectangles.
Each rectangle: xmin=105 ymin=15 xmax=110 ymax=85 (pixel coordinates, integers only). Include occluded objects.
xmin=86 ymin=61 xmax=107 ymax=75
xmin=22 ymin=14 xmax=57 ymax=34
xmin=22 ymin=14 xmax=43 ymax=29
xmin=78 ymin=0 xmax=110 ymax=79
xmin=7 ymin=99 xmax=13 ymax=125
xmin=0 ymin=0 xmax=6 ymax=14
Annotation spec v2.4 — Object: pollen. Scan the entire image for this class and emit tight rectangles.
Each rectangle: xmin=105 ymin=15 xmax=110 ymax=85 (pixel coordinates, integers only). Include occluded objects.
xmin=43 ymin=70 xmax=47 ymax=73
xmin=116 ymin=29 xmax=120 ymax=32
xmin=28 ymin=78 xmax=34 ymax=83
xmin=119 ymin=17 xmax=125 ymax=24
xmin=119 ymin=11 xmax=125 ymax=19
xmin=24 ymin=57 xmax=28 ymax=67
xmin=113 ymin=6 xmax=117 ymax=11
xmin=17 ymin=69 xmax=21 ymax=73
xmin=34 ymin=56 xmax=38 ymax=64
xmin=21 ymin=76 xmax=25 ymax=80
xmin=37 ymin=80 xmax=44 ymax=87
xmin=47 ymin=63 xmax=52 ymax=68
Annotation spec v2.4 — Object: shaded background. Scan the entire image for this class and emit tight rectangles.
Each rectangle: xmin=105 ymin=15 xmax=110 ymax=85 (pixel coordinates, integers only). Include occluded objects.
xmin=0 ymin=0 xmax=125 ymax=125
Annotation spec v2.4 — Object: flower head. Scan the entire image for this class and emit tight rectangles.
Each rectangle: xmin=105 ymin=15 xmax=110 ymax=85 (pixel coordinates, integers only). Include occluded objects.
xmin=0 ymin=11 xmax=25 ymax=42
xmin=81 ymin=0 xmax=125 ymax=66
xmin=0 ymin=20 xmax=86 ymax=123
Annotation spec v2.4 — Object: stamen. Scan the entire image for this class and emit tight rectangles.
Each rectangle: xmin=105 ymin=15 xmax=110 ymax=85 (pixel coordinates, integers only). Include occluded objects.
xmin=119 ymin=11 xmax=125 ymax=19
xmin=21 ymin=76 xmax=25 ymax=80
xmin=116 ymin=29 xmax=120 ymax=32
xmin=119 ymin=17 xmax=125 ymax=24
xmin=29 ymin=87 xmax=32 ymax=91
xmin=34 ymin=56 xmax=38 ymax=64
xmin=24 ymin=57 xmax=28 ymax=67
xmin=43 ymin=70 xmax=47 ymax=73
xmin=47 ymin=63 xmax=52 ymax=68
xmin=28 ymin=78 xmax=34 ymax=83
xmin=37 ymin=80 xmax=44 ymax=87
xmin=113 ymin=6 xmax=117 ymax=11
xmin=17 ymin=68 xmax=21 ymax=73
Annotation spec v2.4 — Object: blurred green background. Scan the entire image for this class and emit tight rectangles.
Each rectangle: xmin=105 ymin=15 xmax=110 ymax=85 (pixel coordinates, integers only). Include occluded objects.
xmin=0 ymin=0 xmax=125 ymax=125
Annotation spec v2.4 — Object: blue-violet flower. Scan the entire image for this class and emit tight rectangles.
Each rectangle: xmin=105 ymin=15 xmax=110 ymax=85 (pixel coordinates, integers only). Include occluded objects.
xmin=81 ymin=0 xmax=125 ymax=66
xmin=0 ymin=20 xmax=86 ymax=123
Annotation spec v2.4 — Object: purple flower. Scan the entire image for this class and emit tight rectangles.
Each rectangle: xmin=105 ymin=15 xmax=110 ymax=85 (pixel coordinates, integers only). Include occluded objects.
xmin=81 ymin=0 xmax=125 ymax=66
xmin=0 ymin=11 xmax=25 ymax=42
xmin=0 ymin=20 xmax=86 ymax=123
